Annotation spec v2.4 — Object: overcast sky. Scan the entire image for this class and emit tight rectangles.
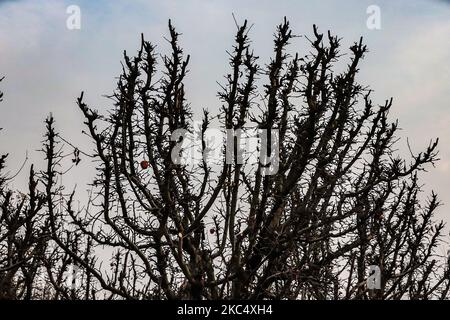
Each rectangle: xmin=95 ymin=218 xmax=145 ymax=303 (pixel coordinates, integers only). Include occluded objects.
xmin=0 ymin=0 xmax=449 ymax=228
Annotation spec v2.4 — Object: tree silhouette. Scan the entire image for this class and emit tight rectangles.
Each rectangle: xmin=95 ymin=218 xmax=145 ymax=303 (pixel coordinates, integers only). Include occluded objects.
xmin=0 ymin=77 xmax=50 ymax=299
xmin=1 ymin=19 xmax=449 ymax=300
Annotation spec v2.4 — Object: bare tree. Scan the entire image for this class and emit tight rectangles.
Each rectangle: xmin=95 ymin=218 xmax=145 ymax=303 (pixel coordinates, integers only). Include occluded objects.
xmin=0 ymin=79 xmax=90 ymax=300
xmin=1 ymin=19 xmax=449 ymax=300
xmin=0 ymin=77 xmax=51 ymax=299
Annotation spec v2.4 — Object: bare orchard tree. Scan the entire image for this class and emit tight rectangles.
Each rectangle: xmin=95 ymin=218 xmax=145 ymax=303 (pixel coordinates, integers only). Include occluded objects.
xmin=1 ymin=18 xmax=449 ymax=300
xmin=0 ymin=77 xmax=51 ymax=299
xmin=0 ymin=78 xmax=92 ymax=300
